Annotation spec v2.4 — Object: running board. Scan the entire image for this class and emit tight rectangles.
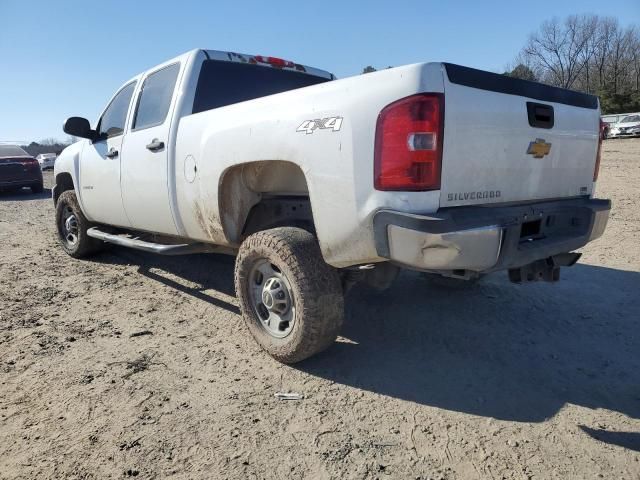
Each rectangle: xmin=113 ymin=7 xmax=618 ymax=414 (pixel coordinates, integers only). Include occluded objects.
xmin=87 ymin=227 xmax=221 ymax=256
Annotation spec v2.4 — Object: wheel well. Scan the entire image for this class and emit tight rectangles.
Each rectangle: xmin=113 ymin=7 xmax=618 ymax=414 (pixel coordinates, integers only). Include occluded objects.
xmin=242 ymin=196 xmax=314 ymax=237
xmin=53 ymin=172 xmax=74 ymax=205
xmin=218 ymin=161 xmax=313 ymax=242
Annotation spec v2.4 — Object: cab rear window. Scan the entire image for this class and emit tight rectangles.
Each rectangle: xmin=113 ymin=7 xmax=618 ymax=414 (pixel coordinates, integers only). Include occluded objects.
xmin=192 ymin=60 xmax=329 ymax=114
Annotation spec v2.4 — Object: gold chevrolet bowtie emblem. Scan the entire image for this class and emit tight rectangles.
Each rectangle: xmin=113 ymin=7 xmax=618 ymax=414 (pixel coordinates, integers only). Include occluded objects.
xmin=527 ymin=138 xmax=552 ymax=158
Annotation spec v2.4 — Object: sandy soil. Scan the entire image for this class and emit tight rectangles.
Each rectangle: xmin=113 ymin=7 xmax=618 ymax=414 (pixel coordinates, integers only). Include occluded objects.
xmin=1 ymin=139 xmax=639 ymax=480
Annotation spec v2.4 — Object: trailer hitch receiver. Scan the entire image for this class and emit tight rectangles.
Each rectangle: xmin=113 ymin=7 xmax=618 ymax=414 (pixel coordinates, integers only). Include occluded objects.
xmin=508 ymin=252 xmax=582 ymax=283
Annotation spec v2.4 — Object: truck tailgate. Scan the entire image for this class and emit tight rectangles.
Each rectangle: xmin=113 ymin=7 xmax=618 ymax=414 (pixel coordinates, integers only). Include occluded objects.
xmin=439 ymin=64 xmax=600 ymax=208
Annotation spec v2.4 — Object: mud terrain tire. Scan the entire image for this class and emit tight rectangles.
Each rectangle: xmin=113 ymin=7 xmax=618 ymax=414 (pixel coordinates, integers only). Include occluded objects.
xmin=55 ymin=190 xmax=104 ymax=258
xmin=235 ymin=227 xmax=344 ymax=364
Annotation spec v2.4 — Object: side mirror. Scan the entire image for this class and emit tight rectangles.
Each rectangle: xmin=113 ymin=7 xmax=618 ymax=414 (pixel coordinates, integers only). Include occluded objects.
xmin=63 ymin=117 xmax=97 ymax=141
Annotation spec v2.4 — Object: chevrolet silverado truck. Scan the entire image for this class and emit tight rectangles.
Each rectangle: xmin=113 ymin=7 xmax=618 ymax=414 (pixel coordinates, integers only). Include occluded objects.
xmin=54 ymin=48 xmax=611 ymax=363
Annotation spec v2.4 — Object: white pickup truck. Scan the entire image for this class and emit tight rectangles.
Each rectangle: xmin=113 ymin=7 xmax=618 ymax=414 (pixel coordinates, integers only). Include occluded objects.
xmin=54 ymin=48 xmax=610 ymax=363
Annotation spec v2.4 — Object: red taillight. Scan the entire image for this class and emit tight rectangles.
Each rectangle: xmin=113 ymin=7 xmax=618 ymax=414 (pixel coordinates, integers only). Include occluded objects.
xmin=374 ymin=93 xmax=444 ymax=191
xmin=594 ymin=119 xmax=605 ymax=181
xmin=18 ymin=158 xmax=38 ymax=168
xmin=254 ymin=55 xmax=294 ymax=69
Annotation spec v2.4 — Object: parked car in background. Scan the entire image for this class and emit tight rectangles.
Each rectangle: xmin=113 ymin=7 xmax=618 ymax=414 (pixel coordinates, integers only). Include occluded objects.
xmin=607 ymin=114 xmax=640 ymax=138
xmin=601 ymin=112 xmax=640 ymax=125
xmin=0 ymin=145 xmax=43 ymax=193
xmin=36 ymin=153 xmax=57 ymax=170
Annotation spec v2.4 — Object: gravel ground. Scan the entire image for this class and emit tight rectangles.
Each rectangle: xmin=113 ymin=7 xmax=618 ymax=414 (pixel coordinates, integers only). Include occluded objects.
xmin=1 ymin=139 xmax=639 ymax=479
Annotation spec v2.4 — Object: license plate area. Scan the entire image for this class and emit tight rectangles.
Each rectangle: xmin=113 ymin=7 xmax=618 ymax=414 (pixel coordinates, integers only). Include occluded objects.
xmin=519 ymin=219 xmax=542 ymax=240
xmin=517 ymin=208 xmax=591 ymax=248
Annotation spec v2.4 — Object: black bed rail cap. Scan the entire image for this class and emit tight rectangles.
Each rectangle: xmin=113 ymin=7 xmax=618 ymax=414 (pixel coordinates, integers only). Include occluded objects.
xmin=443 ymin=63 xmax=598 ymax=110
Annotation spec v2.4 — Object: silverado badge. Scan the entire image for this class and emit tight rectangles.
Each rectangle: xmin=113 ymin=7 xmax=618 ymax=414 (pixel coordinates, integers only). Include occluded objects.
xmin=527 ymin=138 xmax=552 ymax=158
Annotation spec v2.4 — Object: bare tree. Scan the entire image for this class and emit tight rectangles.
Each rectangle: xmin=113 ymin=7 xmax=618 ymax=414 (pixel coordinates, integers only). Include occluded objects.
xmin=575 ymin=15 xmax=600 ymax=92
xmin=592 ymin=17 xmax=618 ymax=90
xmin=631 ymin=30 xmax=640 ymax=91
xmin=514 ymin=15 xmax=639 ymax=113
xmin=521 ymin=15 xmax=596 ymax=89
xmin=607 ymin=26 xmax=635 ymax=93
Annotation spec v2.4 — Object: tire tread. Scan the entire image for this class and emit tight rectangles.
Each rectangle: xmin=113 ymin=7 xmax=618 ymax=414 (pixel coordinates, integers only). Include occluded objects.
xmin=55 ymin=190 xmax=103 ymax=258
xmin=234 ymin=227 xmax=344 ymax=363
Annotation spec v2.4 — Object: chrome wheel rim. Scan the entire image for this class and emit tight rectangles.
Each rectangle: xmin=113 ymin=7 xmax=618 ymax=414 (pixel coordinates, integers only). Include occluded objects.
xmin=61 ymin=205 xmax=79 ymax=247
xmin=248 ymin=259 xmax=295 ymax=338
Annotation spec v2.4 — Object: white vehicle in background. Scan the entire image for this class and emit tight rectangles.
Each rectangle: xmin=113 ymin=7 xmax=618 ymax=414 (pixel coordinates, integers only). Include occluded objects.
xmin=53 ymin=48 xmax=611 ymax=363
xmin=607 ymin=114 xmax=640 ymax=138
xmin=36 ymin=153 xmax=57 ymax=170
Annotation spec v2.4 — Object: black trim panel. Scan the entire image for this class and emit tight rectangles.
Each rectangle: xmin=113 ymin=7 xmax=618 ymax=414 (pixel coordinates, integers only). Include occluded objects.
xmin=443 ymin=63 xmax=599 ymax=110
xmin=527 ymin=101 xmax=554 ymax=129
xmin=373 ymin=198 xmax=611 ymax=271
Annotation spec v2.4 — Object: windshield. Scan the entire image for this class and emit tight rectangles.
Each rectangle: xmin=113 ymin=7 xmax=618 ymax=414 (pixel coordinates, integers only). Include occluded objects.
xmin=192 ymin=60 xmax=330 ymax=114
xmin=0 ymin=145 xmax=29 ymax=157
xmin=621 ymin=115 xmax=640 ymax=123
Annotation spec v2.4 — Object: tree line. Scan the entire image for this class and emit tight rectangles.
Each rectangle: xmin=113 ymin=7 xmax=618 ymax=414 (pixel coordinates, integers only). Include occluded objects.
xmin=506 ymin=15 xmax=640 ymax=114
xmin=20 ymin=137 xmax=74 ymax=157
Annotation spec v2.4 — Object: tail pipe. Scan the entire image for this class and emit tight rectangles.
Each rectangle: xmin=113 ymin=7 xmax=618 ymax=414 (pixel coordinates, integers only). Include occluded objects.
xmin=508 ymin=252 xmax=582 ymax=283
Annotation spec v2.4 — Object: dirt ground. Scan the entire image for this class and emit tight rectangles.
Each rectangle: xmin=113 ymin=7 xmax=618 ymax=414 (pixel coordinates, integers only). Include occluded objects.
xmin=1 ymin=139 xmax=639 ymax=480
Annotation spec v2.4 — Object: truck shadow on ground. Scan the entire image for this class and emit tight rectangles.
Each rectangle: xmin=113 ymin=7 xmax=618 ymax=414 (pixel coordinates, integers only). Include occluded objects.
xmin=299 ymin=263 xmax=640 ymax=425
xmin=579 ymin=426 xmax=640 ymax=452
xmin=96 ymin=249 xmax=240 ymax=315
xmin=96 ymin=248 xmax=639 ymax=432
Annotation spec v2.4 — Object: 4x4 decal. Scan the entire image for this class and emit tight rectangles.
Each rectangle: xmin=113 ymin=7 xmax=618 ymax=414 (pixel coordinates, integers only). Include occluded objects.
xmin=296 ymin=116 xmax=343 ymax=134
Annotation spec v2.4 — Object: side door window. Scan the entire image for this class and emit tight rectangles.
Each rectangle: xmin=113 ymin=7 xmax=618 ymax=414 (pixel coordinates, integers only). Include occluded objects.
xmin=96 ymin=82 xmax=137 ymax=139
xmin=132 ymin=63 xmax=180 ymax=131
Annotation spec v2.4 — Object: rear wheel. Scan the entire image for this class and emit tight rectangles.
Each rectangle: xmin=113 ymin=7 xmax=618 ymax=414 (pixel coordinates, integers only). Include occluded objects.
xmin=55 ymin=190 xmax=104 ymax=258
xmin=234 ymin=227 xmax=344 ymax=363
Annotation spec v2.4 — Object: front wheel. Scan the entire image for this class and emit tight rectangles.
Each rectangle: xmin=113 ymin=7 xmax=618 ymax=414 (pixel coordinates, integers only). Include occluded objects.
xmin=55 ymin=190 xmax=104 ymax=258
xmin=234 ymin=227 xmax=344 ymax=364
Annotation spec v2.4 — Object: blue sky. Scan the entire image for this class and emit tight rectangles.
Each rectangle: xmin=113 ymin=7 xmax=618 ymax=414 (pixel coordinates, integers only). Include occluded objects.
xmin=1 ymin=0 xmax=638 ymax=142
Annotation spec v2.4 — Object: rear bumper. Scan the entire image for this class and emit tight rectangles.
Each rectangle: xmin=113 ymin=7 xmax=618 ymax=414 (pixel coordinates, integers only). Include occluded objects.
xmin=0 ymin=166 xmax=42 ymax=188
xmin=0 ymin=178 xmax=42 ymax=189
xmin=373 ymin=197 xmax=611 ymax=273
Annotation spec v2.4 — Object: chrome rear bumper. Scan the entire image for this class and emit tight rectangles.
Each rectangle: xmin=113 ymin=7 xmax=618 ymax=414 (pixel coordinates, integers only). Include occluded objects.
xmin=373 ymin=198 xmax=611 ymax=274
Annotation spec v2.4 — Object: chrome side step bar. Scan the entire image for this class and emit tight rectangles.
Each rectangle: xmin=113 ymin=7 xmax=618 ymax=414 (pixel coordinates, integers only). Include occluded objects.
xmin=87 ymin=227 xmax=223 ymax=256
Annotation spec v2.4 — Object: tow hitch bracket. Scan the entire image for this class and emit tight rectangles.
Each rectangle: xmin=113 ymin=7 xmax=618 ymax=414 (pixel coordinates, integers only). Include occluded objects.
xmin=508 ymin=252 xmax=582 ymax=283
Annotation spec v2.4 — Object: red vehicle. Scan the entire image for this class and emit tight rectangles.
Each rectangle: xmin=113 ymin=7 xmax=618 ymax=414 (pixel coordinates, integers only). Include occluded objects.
xmin=0 ymin=145 xmax=43 ymax=193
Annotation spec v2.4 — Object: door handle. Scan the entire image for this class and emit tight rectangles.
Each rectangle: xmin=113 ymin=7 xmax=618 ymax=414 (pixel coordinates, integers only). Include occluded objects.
xmin=146 ymin=139 xmax=165 ymax=152
xmin=105 ymin=148 xmax=118 ymax=159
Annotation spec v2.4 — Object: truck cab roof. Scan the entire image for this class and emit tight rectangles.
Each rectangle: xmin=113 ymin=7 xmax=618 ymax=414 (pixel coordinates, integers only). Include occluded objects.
xmin=202 ymin=49 xmax=334 ymax=80
xmin=115 ymin=49 xmax=335 ymax=103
